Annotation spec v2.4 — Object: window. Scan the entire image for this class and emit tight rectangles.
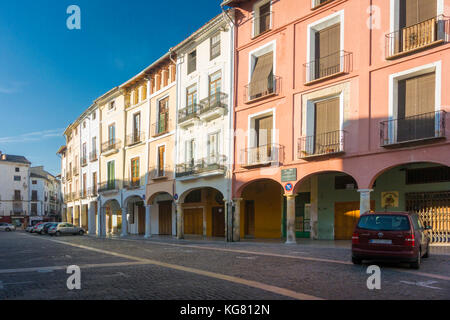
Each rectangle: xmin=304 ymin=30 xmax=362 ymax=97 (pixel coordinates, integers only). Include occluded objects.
xmin=253 ymin=1 xmax=271 ymax=37
xmin=82 ymin=143 xmax=87 ymax=160
xmin=32 ymin=180 xmax=37 ymax=185
xmin=32 ymin=190 xmax=38 ymax=201
xmin=397 ymin=72 xmax=435 ymax=142
xmin=14 ymin=176 xmax=21 ymax=181
xmin=207 ymin=133 xmax=219 ymax=160
xmin=210 ymin=33 xmax=221 ymax=60
xmin=335 ymin=176 xmax=358 ymax=190
xmin=313 ymin=97 xmax=340 ymax=154
xmin=158 ymin=146 xmax=165 ymax=176
xmin=186 ymin=85 xmax=198 ymax=115
xmin=400 ymin=0 xmax=436 ymax=29
xmin=15 ymin=167 xmax=19 ymax=172
xmin=133 ymin=113 xmax=141 ymax=141
xmin=185 ymin=189 xmax=201 ymax=203
xmin=14 ymin=190 xmax=21 ymax=200
xmin=209 ymin=72 xmax=222 ymax=102
xmin=107 ymin=161 xmax=115 ymax=189
xmin=249 ymin=44 xmax=274 ymax=100
xmin=92 ymin=172 xmax=97 ymax=193
xmin=92 ymin=111 xmax=96 ymax=120
xmin=31 ymin=203 xmax=38 ymax=214
xmin=185 ymin=139 xmax=195 ymax=166
xmin=92 ymin=137 xmax=97 ymax=154
xmin=131 ymin=158 xmax=139 ymax=186
xmin=109 ymin=101 xmax=115 ymax=110
xmin=314 ymin=23 xmax=341 ymax=79
xmin=108 ymin=124 xmax=116 ymax=144
xmin=83 ymin=121 xmax=86 ymax=129
xmin=187 ymin=50 xmax=197 ymax=74
xmin=406 ymin=166 xmax=450 ymax=184
xmin=157 ymin=98 xmax=169 ymax=134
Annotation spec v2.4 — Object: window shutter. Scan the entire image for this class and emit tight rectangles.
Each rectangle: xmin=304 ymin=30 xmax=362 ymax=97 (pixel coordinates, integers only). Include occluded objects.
xmin=316 ymin=23 xmax=340 ymax=78
xmin=259 ymin=2 xmax=271 ymax=34
xmin=249 ymin=52 xmax=273 ymax=98
xmin=314 ymin=98 xmax=340 ymax=154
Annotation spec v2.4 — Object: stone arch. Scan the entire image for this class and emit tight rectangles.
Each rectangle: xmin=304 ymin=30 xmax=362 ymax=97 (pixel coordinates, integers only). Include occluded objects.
xmin=235 ymin=177 xmax=283 ymax=198
xmin=293 ymin=169 xmax=360 ymax=194
xmin=147 ymin=191 xmax=174 ymax=205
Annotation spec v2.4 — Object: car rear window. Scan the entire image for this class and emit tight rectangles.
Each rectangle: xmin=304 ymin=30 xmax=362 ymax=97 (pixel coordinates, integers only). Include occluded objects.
xmin=357 ymin=214 xmax=410 ymax=231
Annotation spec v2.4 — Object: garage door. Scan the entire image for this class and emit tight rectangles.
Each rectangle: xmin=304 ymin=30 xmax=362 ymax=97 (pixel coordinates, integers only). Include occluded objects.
xmin=184 ymin=208 xmax=203 ymax=235
xmin=334 ymin=201 xmax=375 ymax=240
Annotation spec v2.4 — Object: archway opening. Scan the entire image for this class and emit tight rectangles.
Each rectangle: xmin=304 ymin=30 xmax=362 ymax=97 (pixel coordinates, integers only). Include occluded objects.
xmin=371 ymin=162 xmax=450 ymax=244
xmin=240 ymin=179 xmax=283 ymax=239
xmin=181 ymin=187 xmax=225 ymax=238
xmin=293 ymin=171 xmax=363 ymax=241
xmin=103 ymin=199 xmax=121 ymax=235
xmin=125 ymin=195 xmax=146 ymax=235
xmin=148 ymin=192 xmax=174 ymax=236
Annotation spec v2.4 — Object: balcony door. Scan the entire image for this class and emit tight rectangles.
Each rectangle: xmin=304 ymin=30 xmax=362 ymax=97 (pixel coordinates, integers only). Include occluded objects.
xmin=186 ymin=85 xmax=197 ymax=115
xmin=185 ymin=139 xmax=195 ymax=168
xmin=82 ymin=173 xmax=86 ymax=197
xmin=207 ymin=133 xmax=219 ymax=164
xmin=209 ymin=72 xmax=222 ymax=106
xmin=158 ymin=146 xmax=165 ymax=176
xmin=314 ymin=97 xmax=340 ymax=155
xmin=397 ymin=72 xmax=435 ymax=142
xmin=133 ymin=113 xmax=141 ymax=143
xmin=158 ymin=98 xmax=169 ymax=134
xmin=131 ymin=158 xmax=140 ymax=186
xmin=108 ymin=124 xmax=115 ymax=145
xmin=107 ymin=161 xmax=115 ymax=189
xmin=92 ymin=172 xmax=97 ymax=194
xmin=315 ymin=23 xmax=340 ymax=79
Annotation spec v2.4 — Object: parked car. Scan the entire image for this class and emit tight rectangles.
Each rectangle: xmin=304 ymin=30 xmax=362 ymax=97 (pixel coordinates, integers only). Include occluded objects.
xmin=31 ymin=222 xmax=44 ymax=234
xmin=43 ymin=223 xmax=58 ymax=234
xmin=352 ymin=212 xmax=431 ymax=269
xmin=26 ymin=225 xmax=35 ymax=232
xmin=48 ymin=223 xmax=85 ymax=236
xmin=36 ymin=222 xmax=54 ymax=235
xmin=0 ymin=223 xmax=16 ymax=232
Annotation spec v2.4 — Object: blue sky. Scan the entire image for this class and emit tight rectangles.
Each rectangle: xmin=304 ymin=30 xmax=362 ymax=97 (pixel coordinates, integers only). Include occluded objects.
xmin=0 ymin=0 xmax=222 ymax=176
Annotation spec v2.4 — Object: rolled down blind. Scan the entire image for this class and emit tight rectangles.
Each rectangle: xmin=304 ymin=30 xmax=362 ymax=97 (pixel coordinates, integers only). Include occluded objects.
xmin=315 ymin=98 xmax=340 ymax=154
xmin=249 ymin=51 xmax=273 ymax=98
xmin=315 ymin=23 xmax=340 ymax=78
xmin=402 ymin=0 xmax=437 ymax=27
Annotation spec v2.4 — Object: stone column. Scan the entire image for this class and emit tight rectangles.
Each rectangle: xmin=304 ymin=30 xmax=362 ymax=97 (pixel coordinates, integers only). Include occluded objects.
xmin=145 ymin=205 xmax=151 ymax=238
xmin=87 ymin=203 xmax=94 ymax=235
xmin=177 ymin=203 xmax=184 ymax=239
xmin=233 ymin=198 xmax=243 ymax=242
xmin=97 ymin=202 xmax=104 ymax=237
xmin=285 ymin=194 xmax=297 ymax=244
xmin=310 ymin=176 xmax=319 ymax=240
xmin=358 ymin=189 xmax=373 ymax=215
xmin=121 ymin=207 xmax=128 ymax=237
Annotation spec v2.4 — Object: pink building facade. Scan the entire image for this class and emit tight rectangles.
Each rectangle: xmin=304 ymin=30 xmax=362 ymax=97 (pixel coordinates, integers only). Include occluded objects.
xmin=225 ymin=0 xmax=450 ymax=243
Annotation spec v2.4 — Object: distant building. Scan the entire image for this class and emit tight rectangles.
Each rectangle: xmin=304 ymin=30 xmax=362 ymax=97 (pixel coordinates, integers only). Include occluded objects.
xmin=29 ymin=166 xmax=62 ymax=222
xmin=0 ymin=151 xmax=31 ymax=226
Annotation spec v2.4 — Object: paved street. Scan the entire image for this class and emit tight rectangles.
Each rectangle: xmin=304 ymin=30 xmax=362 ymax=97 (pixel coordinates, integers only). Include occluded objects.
xmin=0 ymin=231 xmax=449 ymax=300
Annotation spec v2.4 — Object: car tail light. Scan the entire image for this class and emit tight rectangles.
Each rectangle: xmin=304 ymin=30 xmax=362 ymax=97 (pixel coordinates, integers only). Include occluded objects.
xmin=352 ymin=232 xmax=359 ymax=244
xmin=404 ymin=233 xmax=415 ymax=247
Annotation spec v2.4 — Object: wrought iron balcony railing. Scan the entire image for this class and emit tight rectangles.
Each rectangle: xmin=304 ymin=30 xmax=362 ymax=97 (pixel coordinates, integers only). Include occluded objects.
xmin=81 ymin=156 xmax=87 ymax=167
xmin=80 ymin=190 xmax=87 ymax=199
xmin=304 ymin=51 xmax=352 ymax=83
xmin=89 ymin=151 xmax=98 ymax=162
xmin=199 ymin=92 xmax=228 ymax=114
xmin=66 ymin=171 xmax=72 ymax=181
xmin=88 ymin=187 xmax=98 ymax=197
xmin=298 ymin=130 xmax=346 ymax=159
xmin=245 ymin=75 xmax=280 ymax=102
xmin=152 ymin=115 xmax=170 ymax=137
xmin=126 ymin=132 xmax=145 ymax=146
xmin=176 ymin=155 xmax=226 ymax=178
xmin=73 ymin=166 xmax=79 ymax=176
xmin=241 ymin=144 xmax=282 ymax=167
xmin=98 ymin=181 xmax=119 ymax=193
xmin=101 ymin=139 xmax=122 ymax=153
xmin=178 ymin=104 xmax=201 ymax=123
xmin=380 ymin=110 xmax=446 ymax=147
xmin=123 ymin=178 xmax=141 ymax=189
xmin=386 ymin=15 xmax=450 ymax=59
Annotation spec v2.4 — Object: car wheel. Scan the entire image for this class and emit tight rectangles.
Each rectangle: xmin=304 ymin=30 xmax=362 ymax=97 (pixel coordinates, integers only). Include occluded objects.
xmin=411 ymin=250 xmax=421 ymax=269
xmin=56 ymin=231 xmax=61 ymax=237
xmin=352 ymin=257 xmax=362 ymax=265
xmin=5 ymin=228 xmax=11 ymax=232
xmin=79 ymin=230 xmax=84 ymax=236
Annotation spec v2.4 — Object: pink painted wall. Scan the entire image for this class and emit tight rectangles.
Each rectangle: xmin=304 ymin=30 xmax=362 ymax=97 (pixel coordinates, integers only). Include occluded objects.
xmin=232 ymin=0 xmax=450 ymax=197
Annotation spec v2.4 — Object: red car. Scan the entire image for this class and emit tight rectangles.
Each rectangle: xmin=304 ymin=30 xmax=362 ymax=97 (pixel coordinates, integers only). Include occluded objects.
xmin=352 ymin=212 xmax=431 ymax=269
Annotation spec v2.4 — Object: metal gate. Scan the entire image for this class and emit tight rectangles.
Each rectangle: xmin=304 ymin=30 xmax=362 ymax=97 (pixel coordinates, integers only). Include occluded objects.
xmin=406 ymin=191 xmax=450 ymax=244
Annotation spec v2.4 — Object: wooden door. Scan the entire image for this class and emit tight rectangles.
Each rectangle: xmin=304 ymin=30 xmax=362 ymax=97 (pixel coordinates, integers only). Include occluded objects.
xmin=159 ymin=201 xmax=172 ymax=235
xmin=334 ymin=201 xmax=375 ymax=240
xmin=138 ymin=206 xmax=145 ymax=235
xmin=212 ymin=207 xmax=225 ymax=237
xmin=184 ymin=208 xmax=203 ymax=235
xmin=245 ymin=200 xmax=255 ymax=238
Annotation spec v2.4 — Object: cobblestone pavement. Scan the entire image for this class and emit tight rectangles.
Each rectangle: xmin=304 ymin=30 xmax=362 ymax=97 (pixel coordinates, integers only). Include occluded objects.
xmin=0 ymin=231 xmax=449 ymax=300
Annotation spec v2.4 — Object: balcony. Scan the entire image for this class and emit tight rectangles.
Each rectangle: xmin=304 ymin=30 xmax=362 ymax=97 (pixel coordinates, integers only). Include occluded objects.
xmin=380 ymin=111 xmax=446 ymax=148
xmin=176 ymin=155 xmax=226 ymax=179
xmin=151 ymin=115 xmax=170 ymax=137
xmin=73 ymin=192 xmax=80 ymax=201
xmin=312 ymin=0 xmax=335 ymax=10
xmin=73 ymin=166 xmax=79 ymax=176
xmin=245 ymin=75 xmax=280 ymax=103
xmin=199 ymin=92 xmax=228 ymax=121
xmin=123 ymin=179 xmax=141 ymax=190
xmin=178 ymin=104 xmax=201 ymax=127
xmin=126 ymin=132 xmax=145 ymax=147
xmin=304 ymin=51 xmax=352 ymax=84
xmin=80 ymin=190 xmax=87 ymax=199
xmin=241 ymin=144 xmax=282 ymax=168
xmin=66 ymin=171 xmax=72 ymax=181
xmin=98 ymin=181 xmax=119 ymax=194
xmin=386 ymin=16 xmax=450 ymax=60
xmin=101 ymin=139 xmax=122 ymax=155
xmin=298 ymin=130 xmax=346 ymax=159
xmin=81 ymin=156 xmax=87 ymax=167
xmin=89 ymin=151 xmax=98 ymax=162
xmin=150 ymin=165 xmax=170 ymax=180
xmin=88 ymin=187 xmax=98 ymax=197
xmin=64 ymin=193 xmax=72 ymax=202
